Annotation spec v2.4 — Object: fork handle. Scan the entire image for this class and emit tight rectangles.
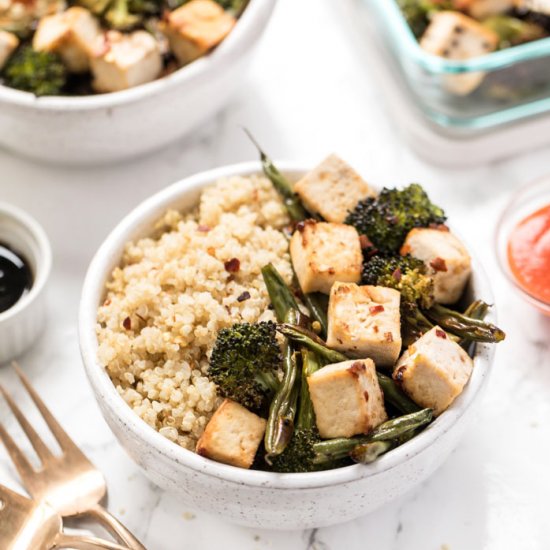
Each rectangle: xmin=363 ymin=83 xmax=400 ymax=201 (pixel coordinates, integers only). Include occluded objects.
xmin=53 ymin=533 xmax=130 ymax=550
xmin=84 ymin=504 xmax=147 ymax=550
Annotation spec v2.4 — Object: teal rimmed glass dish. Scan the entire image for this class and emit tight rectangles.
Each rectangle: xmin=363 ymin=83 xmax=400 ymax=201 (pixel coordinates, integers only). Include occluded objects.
xmin=368 ymin=0 xmax=550 ymax=130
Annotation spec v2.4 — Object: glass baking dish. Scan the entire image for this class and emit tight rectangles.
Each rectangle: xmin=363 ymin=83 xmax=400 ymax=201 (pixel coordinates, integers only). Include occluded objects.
xmin=368 ymin=0 xmax=550 ymax=130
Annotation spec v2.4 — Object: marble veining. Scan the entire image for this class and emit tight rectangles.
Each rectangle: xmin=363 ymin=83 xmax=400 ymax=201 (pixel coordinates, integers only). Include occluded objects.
xmin=0 ymin=0 xmax=549 ymax=548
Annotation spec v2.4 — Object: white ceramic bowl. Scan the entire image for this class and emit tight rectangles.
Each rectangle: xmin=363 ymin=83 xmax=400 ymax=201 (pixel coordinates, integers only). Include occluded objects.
xmin=0 ymin=203 xmax=52 ymax=364
xmin=79 ymin=163 xmax=497 ymax=529
xmin=0 ymin=0 xmax=275 ymax=166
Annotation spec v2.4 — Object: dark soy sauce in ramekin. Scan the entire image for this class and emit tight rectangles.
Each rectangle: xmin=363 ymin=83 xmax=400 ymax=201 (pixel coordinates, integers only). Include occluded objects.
xmin=0 ymin=242 xmax=32 ymax=313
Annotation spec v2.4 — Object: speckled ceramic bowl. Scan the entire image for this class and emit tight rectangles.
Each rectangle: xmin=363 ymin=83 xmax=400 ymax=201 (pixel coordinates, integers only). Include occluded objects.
xmin=0 ymin=0 xmax=275 ymax=165
xmin=79 ymin=162 xmax=497 ymax=529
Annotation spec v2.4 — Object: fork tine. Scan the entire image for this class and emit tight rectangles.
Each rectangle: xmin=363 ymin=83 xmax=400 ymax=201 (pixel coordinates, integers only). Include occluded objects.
xmin=0 ymin=384 xmax=53 ymax=464
xmin=0 ymin=421 xmax=36 ymax=480
xmin=11 ymin=363 xmax=80 ymax=454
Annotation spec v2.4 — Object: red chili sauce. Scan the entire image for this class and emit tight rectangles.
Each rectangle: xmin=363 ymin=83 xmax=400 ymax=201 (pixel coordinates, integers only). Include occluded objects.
xmin=507 ymin=204 xmax=550 ymax=304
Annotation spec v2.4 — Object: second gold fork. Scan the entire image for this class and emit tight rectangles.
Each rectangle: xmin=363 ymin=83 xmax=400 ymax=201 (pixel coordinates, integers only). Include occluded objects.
xmin=0 ymin=363 xmax=146 ymax=550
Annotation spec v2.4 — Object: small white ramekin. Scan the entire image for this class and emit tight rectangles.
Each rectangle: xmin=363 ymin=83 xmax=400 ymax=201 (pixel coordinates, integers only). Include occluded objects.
xmin=0 ymin=203 xmax=52 ymax=364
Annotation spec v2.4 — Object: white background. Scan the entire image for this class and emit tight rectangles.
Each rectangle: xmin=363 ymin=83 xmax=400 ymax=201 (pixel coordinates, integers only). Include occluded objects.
xmin=1 ymin=0 xmax=550 ymax=549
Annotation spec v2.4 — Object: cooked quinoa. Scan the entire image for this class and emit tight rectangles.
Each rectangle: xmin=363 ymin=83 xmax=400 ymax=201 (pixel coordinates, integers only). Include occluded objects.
xmin=97 ymin=175 xmax=291 ymax=451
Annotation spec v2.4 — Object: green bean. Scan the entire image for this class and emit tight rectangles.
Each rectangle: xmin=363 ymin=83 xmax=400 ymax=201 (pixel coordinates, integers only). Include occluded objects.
xmin=261 ymin=263 xmax=300 ymax=323
xmin=244 ymin=128 xmax=308 ymax=221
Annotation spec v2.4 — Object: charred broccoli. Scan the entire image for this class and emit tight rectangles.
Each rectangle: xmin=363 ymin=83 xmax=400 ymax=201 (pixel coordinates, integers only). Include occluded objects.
xmin=396 ymin=0 xmax=452 ymax=38
xmin=269 ymin=428 xmax=321 ymax=473
xmin=361 ymin=254 xmax=434 ymax=309
xmin=208 ymin=321 xmax=281 ymax=412
xmin=2 ymin=47 xmax=67 ymax=96
xmin=345 ymin=183 xmax=446 ymax=254
xmin=76 ymin=0 xmax=161 ymax=30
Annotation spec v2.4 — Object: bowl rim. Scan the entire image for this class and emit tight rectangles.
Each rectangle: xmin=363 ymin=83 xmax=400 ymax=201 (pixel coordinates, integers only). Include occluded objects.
xmin=0 ymin=0 xmax=275 ymax=111
xmin=494 ymin=174 xmax=550 ymax=313
xmin=79 ymin=161 xmax=497 ymax=490
xmin=0 ymin=202 xmax=52 ymax=325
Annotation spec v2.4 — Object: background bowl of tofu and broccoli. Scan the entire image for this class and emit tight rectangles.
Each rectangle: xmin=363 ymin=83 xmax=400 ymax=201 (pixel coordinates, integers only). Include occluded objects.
xmin=79 ymin=162 xmax=498 ymax=529
xmin=0 ymin=0 xmax=276 ymax=164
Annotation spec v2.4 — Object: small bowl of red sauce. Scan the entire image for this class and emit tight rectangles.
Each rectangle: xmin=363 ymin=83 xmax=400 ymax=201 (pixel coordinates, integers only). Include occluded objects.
xmin=496 ymin=177 xmax=550 ymax=315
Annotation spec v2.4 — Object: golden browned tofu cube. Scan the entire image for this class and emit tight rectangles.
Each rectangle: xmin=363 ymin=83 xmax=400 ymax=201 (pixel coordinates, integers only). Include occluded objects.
xmin=293 ymin=154 xmax=374 ymax=223
xmin=290 ymin=221 xmax=362 ymax=294
xmin=393 ymin=326 xmax=474 ymax=416
xmin=0 ymin=30 xmax=18 ymax=70
xmin=91 ymin=31 xmax=162 ymax=93
xmin=420 ymin=11 xmax=499 ymax=95
xmin=308 ymin=359 xmax=387 ymax=439
xmin=401 ymin=227 xmax=471 ymax=305
xmin=33 ymin=7 xmax=102 ymax=72
xmin=196 ymin=399 xmax=266 ymax=469
xmin=326 ymin=282 xmax=402 ymax=368
xmin=164 ymin=0 xmax=236 ymax=65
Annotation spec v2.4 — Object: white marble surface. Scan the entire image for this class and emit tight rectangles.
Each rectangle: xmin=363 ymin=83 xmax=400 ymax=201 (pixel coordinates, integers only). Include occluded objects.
xmin=1 ymin=0 xmax=550 ymax=548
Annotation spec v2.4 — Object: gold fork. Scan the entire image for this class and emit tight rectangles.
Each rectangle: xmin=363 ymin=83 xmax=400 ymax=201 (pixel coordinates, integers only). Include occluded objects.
xmin=0 ymin=482 xmax=129 ymax=550
xmin=0 ymin=363 xmax=146 ymax=550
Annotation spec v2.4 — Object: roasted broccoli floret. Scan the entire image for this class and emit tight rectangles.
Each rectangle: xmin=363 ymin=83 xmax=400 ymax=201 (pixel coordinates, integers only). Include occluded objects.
xmin=269 ymin=427 xmax=320 ymax=473
xmin=208 ymin=321 xmax=281 ymax=412
xmin=396 ymin=0 xmax=452 ymax=38
xmin=76 ymin=0 xmax=161 ymax=30
xmin=362 ymin=254 xmax=434 ymax=309
xmin=2 ymin=46 xmax=67 ymax=96
xmin=345 ymin=184 xmax=446 ymax=254
xmin=483 ymin=15 xmax=547 ymax=49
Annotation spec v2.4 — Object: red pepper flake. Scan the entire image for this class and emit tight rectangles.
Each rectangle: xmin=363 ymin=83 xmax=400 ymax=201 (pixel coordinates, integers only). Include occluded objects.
xmin=224 ymin=258 xmax=240 ymax=273
xmin=295 ymin=219 xmax=316 ymax=232
xmin=369 ymin=305 xmax=385 ymax=315
xmin=359 ymin=234 xmax=373 ymax=249
xmin=392 ymin=268 xmax=402 ymax=282
xmin=394 ymin=365 xmax=407 ymax=383
xmin=123 ymin=317 xmax=132 ymax=330
xmin=349 ymin=361 xmax=366 ymax=376
xmin=435 ymin=329 xmax=447 ymax=339
xmin=373 ymin=325 xmax=379 ymax=333
xmin=384 ymin=332 xmax=394 ymax=343
xmin=363 ymin=390 xmax=369 ymax=402
xmin=197 ymin=225 xmax=210 ymax=232
xmin=430 ymin=257 xmax=448 ymax=272
xmin=237 ymin=291 xmax=251 ymax=302
xmin=104 ymin=299 xmax=111 ymax=306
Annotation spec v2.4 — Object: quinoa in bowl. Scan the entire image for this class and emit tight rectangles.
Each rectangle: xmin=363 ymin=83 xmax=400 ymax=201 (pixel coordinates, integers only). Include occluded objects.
xmin=96 ymin=174 xmax=291 ymax=451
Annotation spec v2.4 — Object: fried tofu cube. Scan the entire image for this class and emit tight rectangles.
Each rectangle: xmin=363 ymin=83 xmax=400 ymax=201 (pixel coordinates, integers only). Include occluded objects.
xmin=0 ymin=30 xmax=18 ymax=70
xmin=453 ymin=0 xmax=515 ymax=18
xmin=196 ymin=399 xmax=266 ymax=469
xmin=326 ymin=282 xmax=402 ymax=368
xmin=91 ymin=31 xmax=162 ymax=93
xmin=293 ymin=155 xmax=374 ymax=223
xmin=308 ymin=359 xmax=387 ymax=439
xmin=393 ymin=326 xmax=474 ymax=416
xmin=420 ymin=12 xmax=499 ymax=95
xmin=401 ymin=227 xmax=471 ymax=305
xmin=33 ymin=7 xmax=102 ymax=72
xmin=290 ymin=221 xmax=362 ymax=295
xmin=164 ymin=0 xmax=236 ymax=65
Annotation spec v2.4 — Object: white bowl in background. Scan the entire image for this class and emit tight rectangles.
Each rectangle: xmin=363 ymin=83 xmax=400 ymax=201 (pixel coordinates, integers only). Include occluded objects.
xmin=79 ymin=162 xmax=497 ymax=529
xmin=0 ymin=0 xmax=276 ymax=166
xmin=0 ymin=203 xmax=51 ymax=364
